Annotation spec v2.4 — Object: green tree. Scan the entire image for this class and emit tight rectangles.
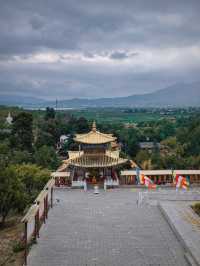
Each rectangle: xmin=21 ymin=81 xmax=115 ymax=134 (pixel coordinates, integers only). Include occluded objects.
xmin=161 ymin=136 xmax=177 ymax=149
xmin=155 ymin=120 xmax=175 ymax=141
xmin=118 ymin=128 xmax=140 ymax=157
xmin=14 ymin=164 xmax=51 ymax=202
xmin=42 ymin=120 xmax=60 ymax=146
xmin=135 ymin=150 xmax=150 ymax=166
xmin=45 ymin=107 xmax=55 ymax=120
xmin=0 ymin=166 xmax=27 ymax=226
xmin=35 ymin=130 xmax=55 ymax=148
xmin=150 ymin=152 xmax=164 ymax=169
xmin=11 ymin=112 xmax=33 ymax=151
xmin=34 ymin=145 xmax=60 ymax=170
xmin=0 ymin=141 xmax=11 ymax=168
xmin=12 ymin=150 xmax=33 ymax=164
xmin=67 ymin=116 xmax=78 ymax=133
xmin=76 ymin=117 xmax=89 ymax=133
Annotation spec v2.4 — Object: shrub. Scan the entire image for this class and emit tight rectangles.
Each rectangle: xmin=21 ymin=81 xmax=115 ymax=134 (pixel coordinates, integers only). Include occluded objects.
xmin=192 ymin=203 xmax=200 ymax=216
xmin=12 ymin=240 xmax=25 ymax=252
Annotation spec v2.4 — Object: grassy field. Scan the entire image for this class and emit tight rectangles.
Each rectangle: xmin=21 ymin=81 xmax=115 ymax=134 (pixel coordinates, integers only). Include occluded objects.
xmin=70 ymin=108 xmax=165 ymax=123
xmin=0 ymin=106 xmax=196 ymax=125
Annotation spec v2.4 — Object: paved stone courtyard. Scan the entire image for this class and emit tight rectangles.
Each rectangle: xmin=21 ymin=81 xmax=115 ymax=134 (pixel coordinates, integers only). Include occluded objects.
xmin=28 ymin=189 xmax=189 ymax=266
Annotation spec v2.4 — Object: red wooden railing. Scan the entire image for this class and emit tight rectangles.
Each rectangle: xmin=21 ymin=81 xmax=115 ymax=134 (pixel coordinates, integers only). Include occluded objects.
xmin=21 ymin=178 xmax=55 ymax=265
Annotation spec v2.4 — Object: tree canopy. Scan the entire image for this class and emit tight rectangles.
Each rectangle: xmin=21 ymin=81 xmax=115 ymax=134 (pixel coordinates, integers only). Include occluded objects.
xmin=11 ymin=112 xmax=33 ymax=151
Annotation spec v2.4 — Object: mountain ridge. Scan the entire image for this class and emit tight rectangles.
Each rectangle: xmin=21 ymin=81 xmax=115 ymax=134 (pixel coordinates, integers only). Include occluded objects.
xmin=0 ymin=82 xmax=200 ymax=108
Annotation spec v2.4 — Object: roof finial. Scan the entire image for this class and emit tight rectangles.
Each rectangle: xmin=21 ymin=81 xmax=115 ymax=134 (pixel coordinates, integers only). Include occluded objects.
xmin=92 ymin=121 xmax=96 ymax=132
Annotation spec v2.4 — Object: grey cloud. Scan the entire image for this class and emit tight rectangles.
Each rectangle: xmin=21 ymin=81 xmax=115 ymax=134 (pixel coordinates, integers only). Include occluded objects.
xmin=1 ymin=56 xmax=200 ymax=100
xmin=109 ymin=51 xmax=139 ymax=60
xmin=30 ymin=15 xmax=46 ymax=30
xmin=0 ymin=0 xmax=200 ymax=99
xmin=83 ymin=52 xmax=95 ymax=58
xmin=1 ymin=0 xmax=200 ymax=57
xmin=110 ymin=51 xmax=129 ymax=60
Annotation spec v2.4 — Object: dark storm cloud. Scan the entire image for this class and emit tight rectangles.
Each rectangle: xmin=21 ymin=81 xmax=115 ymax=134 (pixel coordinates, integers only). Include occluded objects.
xmin=109 ymin=52 xmax=129 ymax=60
xmin=109 ymin=51 xmax=139 ymax=60
xmin=0 ymin=0 xmax=200 ymax=99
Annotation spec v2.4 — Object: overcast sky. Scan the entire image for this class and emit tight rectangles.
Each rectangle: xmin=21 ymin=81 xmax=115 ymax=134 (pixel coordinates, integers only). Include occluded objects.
xmin=0 ymin=0 xmax=200 ymax=100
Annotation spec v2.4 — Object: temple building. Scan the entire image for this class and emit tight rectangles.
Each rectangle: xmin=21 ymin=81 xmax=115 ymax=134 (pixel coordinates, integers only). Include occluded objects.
xmin=53 ymin=122 xmax=200 ymax=188
xmin=57 ymin=121 xmax=129 ymax=188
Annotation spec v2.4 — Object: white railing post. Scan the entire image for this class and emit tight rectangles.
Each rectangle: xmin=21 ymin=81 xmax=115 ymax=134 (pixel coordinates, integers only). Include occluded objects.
xmin=84 ymin=180 xmax=87 ymax=191
xmin=104 ymin=180 xmax=107 ymax=191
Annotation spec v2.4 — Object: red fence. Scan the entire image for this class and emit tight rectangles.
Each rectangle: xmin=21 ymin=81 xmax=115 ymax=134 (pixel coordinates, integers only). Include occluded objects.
xmin=21 ymin=178 xmax=55 ymax=265
xmin=55 ymin=176 xmax=71 ymax=186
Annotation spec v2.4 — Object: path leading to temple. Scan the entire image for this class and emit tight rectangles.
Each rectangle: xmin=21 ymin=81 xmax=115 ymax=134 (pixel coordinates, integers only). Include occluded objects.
xmin=27 ymin=189 xmax=188 ymax=266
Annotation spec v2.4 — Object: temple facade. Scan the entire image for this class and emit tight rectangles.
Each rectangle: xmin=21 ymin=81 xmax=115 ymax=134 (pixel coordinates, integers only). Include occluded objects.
xmin=57 ymin=122 xmax=128 ymax=188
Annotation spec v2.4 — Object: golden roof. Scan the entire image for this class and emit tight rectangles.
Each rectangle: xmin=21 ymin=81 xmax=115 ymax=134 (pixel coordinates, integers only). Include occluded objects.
xmin=63 ymin=151 xmax=127 ymax=168
xmin=74 ymin=121 xmax=116 ymax=144
xmin=68 ymin=151 xmax=84 ymax=159
xmin=105 ymin=150 xmax=120 ymax=158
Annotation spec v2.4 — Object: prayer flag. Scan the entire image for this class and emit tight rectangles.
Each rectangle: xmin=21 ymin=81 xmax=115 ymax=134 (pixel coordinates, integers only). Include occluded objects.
xmin=140 ymin=174 xmax=157 ymax=189
xmin=176 ymin=175 xmax=190 ymax=190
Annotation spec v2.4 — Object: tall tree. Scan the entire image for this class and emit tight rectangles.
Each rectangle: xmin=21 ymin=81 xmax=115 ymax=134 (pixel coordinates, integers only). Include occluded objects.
xmin=11 ymin=112 xmax=33 ymax=151
xmin=76 ymin=117 xmax=89 ymax=133
xmin=45 ymin=107 xmax=55 ymax=120
xmin=0 ymin=141 xmax=10 ymax=168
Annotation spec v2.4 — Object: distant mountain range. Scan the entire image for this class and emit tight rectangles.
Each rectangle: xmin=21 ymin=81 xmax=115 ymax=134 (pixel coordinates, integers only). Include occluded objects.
xmin=1 ymin=82 xmax=200 ymax=108
xmin=0 ymin=95 xmax=45 ymax=107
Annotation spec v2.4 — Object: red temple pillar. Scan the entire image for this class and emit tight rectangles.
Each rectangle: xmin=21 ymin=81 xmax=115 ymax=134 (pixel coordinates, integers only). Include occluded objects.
xmin=24 ymin=221 xmax=28 ymax=265
xmin=51 ymin=187 xmax=53 ymax=208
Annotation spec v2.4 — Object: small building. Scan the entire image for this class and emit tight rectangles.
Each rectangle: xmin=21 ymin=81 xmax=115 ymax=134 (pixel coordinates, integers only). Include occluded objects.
xmin=139 ymin=142 xmax=160 ymax=153
xmin=6 ymin=112 xmax=13 ymax=125
xmin=57 ymin=134 xmax=70 ymax=151
xmin=60 ymin=135 xmax=70 ymax=144
xmin=124 ymin=123 xmax=137 ymax=129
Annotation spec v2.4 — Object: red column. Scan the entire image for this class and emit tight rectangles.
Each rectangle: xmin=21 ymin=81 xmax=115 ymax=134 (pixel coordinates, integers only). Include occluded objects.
xmin=24 ymin=221 xmax=28 ymax=265
xmin=51 ymin=187 xmax=53 ymax=208
xmin=46 ymin=195 xmax=48 ymax=219
xmin=55 ymin=177 xmax=58 ymax=186
xmin=43 ymin=198 xmax=46 ymax=224
xmin=36 ymin=210 xmax=40 ymax=238
xmin=34 ymin=215 xmax=37 ymax=241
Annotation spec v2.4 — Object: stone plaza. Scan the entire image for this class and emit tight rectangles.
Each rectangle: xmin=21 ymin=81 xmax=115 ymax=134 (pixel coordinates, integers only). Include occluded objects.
xmin=26 ymin=188 xmax=200 ymax=266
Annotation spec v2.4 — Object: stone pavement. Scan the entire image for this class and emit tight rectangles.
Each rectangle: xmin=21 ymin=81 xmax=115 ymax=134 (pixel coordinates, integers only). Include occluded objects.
xmin=137 ymin=188 xmax=200 ymax=207
xmin=27 ymin=188 xmax=189 ymax=266
xmin=159 ymin=201 xmax=200 ymax=266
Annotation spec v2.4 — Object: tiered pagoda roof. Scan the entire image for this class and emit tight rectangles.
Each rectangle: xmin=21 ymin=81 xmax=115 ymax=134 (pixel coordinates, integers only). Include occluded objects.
xmin=63 ymin=153 xmax=127 ymax=168
xmin=74 ymin=121 xmax=116 ymax=144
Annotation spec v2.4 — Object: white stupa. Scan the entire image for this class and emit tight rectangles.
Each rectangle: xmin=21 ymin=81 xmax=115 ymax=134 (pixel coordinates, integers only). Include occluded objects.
xmin=6 ymin=112 xmax=13 ymax=125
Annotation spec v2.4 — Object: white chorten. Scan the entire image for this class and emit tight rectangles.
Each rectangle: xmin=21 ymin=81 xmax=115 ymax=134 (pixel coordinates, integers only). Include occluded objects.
xmin=6 ymin=112 xmax=13 ymax=125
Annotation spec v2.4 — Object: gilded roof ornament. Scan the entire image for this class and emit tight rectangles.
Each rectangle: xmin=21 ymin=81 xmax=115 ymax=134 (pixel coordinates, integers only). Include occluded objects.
xmin=92 ymin=121 xmax=96 ymax=132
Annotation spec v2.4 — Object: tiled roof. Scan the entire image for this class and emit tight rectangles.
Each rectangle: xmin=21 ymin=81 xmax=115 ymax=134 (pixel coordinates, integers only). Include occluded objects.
xmin=74 ymin=121 xmax=116 ymax=144
xmin=63 ymin=153 xmax=128 ymax=168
